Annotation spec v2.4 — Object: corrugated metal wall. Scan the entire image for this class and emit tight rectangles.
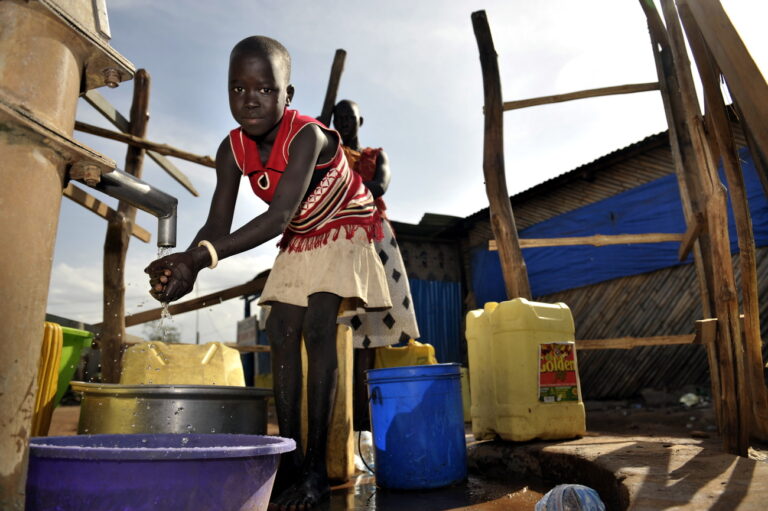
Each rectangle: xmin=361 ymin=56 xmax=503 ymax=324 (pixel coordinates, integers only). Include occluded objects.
xmin=409 ymin=279 xmax=463 ymax=363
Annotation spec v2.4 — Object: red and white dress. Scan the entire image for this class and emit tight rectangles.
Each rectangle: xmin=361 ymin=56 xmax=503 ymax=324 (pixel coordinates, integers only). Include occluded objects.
xmin=229 ymin=109 xmax=391 ymax=311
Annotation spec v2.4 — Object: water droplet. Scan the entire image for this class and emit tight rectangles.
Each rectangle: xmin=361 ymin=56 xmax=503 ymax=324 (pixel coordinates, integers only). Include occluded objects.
xmin=210 ymin=428 xmax=216 ymax=433
xmin=181 ymin=437 xmax=189 ymax=445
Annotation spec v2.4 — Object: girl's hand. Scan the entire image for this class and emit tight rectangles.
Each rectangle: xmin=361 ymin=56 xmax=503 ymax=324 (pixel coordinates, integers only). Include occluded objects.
xmin=145 ymin=251 xmax=201 ymax=303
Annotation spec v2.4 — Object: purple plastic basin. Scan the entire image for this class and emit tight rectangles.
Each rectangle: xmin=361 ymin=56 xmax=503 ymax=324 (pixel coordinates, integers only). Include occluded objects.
xmin=26 ymin=433 xmax=295 ymax=511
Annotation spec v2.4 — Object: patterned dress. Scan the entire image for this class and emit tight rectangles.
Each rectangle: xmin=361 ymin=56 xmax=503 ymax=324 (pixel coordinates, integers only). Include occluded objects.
xmin=338 ymin=146 xmax=421 ymax=348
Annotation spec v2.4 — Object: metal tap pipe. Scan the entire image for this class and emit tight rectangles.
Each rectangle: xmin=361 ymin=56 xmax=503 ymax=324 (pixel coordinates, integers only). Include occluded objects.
xmin=93 ymin=169 xmax=178 ymax=248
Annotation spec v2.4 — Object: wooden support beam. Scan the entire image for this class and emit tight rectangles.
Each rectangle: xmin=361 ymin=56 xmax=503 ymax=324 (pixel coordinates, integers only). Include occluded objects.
xmin=75 ymin=121 xmax=215 ymax=169
xmin=678 ymin=0 xmax=768 ymax=167
xmin=62 ymin=183 xmax=151 ymax=242
xmin=472 ymin=10 xmax=531 ymax=300
xmin=641 ymin=1 xmax=714 ymax=320
xmin=695 ymin=318 xmax=718 ymax=347
xmin=502 ymin=82 xmax=659 ymax=111
xmin=488 ymin=232 xmax=683 ymax=251
xmin=679 ymin=0 xmax=768 ymax=441
xmin=649 ymin=0 xmax=748 ymax=455
xmin=316 ymin=49 xmax=347 ymax=127
xmin=101 ymin=70 xmax=151 ymax=383
xmin=82 ymin=90 xmax=199 ymax=197
xmin=678 ymin=211 xmax=705 ymax=261
xmin=95 ymin=276 xmax=268 ymax=329
xmin=575 ymin=334 xmax=696 ymax=350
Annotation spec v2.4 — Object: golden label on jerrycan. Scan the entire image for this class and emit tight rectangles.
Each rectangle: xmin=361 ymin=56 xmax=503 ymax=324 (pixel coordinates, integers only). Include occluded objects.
xmin=465 ymin=298 xmax=585 ymax=442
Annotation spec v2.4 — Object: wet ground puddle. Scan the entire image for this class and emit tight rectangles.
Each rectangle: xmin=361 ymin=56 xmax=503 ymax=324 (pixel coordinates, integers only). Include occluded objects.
xmin=326 ymin=473 xmax=549 ymax=510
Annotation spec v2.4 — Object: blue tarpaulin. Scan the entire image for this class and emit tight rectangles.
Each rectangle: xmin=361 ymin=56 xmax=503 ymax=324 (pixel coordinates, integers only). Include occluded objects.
xmin=472 ymin=148 xmax=768 ymax=305
xmin=409 ymin=279 xmax=463 ymax=363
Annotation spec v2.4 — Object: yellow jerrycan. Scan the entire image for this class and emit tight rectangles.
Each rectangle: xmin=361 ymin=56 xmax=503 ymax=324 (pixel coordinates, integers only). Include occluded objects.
xmin=120 ymin=341 xmax=245 ymax=386
xmin=466 ymin=298 xmax=585 ymax=441
xmin=465 ymin=302 xmax=498 ymax=438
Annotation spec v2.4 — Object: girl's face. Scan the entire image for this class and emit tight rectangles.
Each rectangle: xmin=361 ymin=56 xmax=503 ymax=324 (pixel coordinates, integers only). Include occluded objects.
xmin=228 ymin=53 xmax=294 ymax=139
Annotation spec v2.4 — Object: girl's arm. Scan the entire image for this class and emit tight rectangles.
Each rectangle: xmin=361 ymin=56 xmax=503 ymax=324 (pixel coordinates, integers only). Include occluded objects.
xmin=363 ymin=149 xmax=391 ymax=199
xmin=146 ymin=125 xmax=329 ymax=302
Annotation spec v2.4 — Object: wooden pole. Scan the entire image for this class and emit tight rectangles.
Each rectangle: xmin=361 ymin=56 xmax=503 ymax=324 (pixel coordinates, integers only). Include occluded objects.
xmin=653 ymin=0 xmax=749 ymax=455
xmin=63 ymin=183 xmax=151 ymax=243
xmin=316 ymin=49 xmax=347 ymax=127
xmin=83 ymin=90 xmax=199 ymax=197
xmin=100 ymin=69 xmax=150 ymax=383
xmin=502 ymin=82 xmax=659 ymax=111
xmin=575 ymin=334 xmax=696 ymax=350
xmin=471 ymin=10 xmax=531 ymax=300
xmin=489 ymin=232 xmax=683 ymax=251
xmin=678 ymin=0 xmax=768 ymax=440
xmin=640 ymin=0 xmax=713 ymax=320
xmin=75 ymin=121 xmax=215 ymax=169
xmin=641 ymin=0 xmax=747 ymax=455
xmin=678 ymin=0 xmax=768 ymax=164
xmin=98 ymin=276 xmax=268 ymax=329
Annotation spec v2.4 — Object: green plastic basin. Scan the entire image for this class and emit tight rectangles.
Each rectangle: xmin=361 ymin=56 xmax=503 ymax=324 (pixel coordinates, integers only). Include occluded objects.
xmin=55 ymin=327 xmax=92 ymax=407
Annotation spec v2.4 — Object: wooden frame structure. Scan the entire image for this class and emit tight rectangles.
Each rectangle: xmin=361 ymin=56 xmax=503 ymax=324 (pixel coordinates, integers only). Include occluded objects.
xmin=472 ymin=0 xmax=768 ymax=455
xmin=68 ymin=71 xmax=214 ymax=382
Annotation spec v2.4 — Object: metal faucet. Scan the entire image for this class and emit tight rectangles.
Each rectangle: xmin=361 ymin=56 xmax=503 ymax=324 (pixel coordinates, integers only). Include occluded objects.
xmin=91 ymin=168 xmax=178 ymax=248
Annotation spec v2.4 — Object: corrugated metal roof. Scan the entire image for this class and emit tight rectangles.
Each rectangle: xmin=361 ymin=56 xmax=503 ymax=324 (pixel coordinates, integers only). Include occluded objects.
xmin=463 ymin=131 xmax=670 ymax=224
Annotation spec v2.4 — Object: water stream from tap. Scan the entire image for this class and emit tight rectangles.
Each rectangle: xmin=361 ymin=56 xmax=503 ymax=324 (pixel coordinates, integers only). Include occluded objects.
xmin=157 ymin=247 xmax=173 ymax=342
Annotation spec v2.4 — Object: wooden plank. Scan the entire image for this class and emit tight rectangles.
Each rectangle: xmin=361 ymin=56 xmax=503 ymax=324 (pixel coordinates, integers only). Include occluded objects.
xmin=695 ymin=318 xmax=718 ymax=347
xmin=678 ymin=211 xmax=705 ymax=261
xmin=62 ymin=183 xmax=150 ymax=242
xmin=641 ymin=0 xmax=714 ymax=320
xmin=502 ymin=82 xmax=659 ymax=111
xmin=316 ymin=49 xmax=347 ymax=127
xmin=97 ymin=277 xmax=269 ymax=329
xmin=657 ymin=0 xmax=748 ymax=455
xmin=83 ymin=90 xmax=200 ymax=197
xmin=75 ymin=121 xmax=215 ymax=169
xmin=488 ymin=232 xmax=684 ymax=251
xmin=679 ymin=0 xmax=768 ymax=168
xmin=575 ymin=334 xmax=696 ymax=350
xmin=641 ymin=0 xmax=738 ymax=451
xmin=679 ymin=2 xmax=768 ymax=441
xmin=472 ymin=10 xmax=531 ymax=299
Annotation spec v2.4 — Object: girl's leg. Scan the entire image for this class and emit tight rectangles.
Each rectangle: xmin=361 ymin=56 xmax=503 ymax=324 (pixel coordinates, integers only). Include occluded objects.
xmin=302 ymin=291 xmax=342 ymax=476
xmin=266 ymin=301 xmax=306 ymax=489
xmin=271 ymin=291 xmax=341 ymax=510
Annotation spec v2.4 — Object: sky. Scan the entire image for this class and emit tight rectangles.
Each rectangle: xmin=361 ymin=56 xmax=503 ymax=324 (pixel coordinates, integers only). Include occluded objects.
xmin=47 ymin=0 xmax=768 ymax=344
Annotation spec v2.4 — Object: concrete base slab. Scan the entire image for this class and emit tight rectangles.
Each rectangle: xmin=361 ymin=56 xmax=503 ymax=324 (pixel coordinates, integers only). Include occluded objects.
xmin=469 ymin=433 xmax=768 ymax=510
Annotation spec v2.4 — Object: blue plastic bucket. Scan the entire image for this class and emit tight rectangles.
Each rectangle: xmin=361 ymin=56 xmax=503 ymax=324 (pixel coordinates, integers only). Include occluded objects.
xmin=26 ymin=433 xmax=295 ymax=511
xmin=366 ymin=363 xmax=467 ymax=489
